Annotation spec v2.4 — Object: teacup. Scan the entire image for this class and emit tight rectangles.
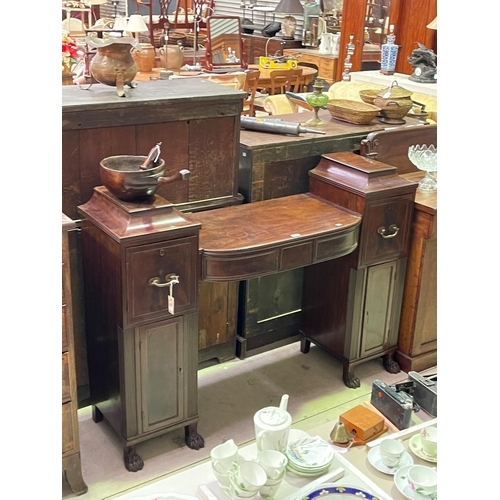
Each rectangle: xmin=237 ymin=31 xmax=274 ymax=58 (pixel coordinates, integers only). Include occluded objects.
xmin=227 ymin=461 xmax=267 ymax=493
xmin=407 ymin=465 xmax=437 ymax=497
xmin=211 ymin=439 xmax=239 ymax=473
xmin=212 ymin=462 xmax=230 ymax=488
xmin=229 ymin=482 xmax=258 ymax=500
xmin=420 ymin=427 xmax=437 ymax=458
xmin=379 ymin=438 xmax=405 ymax=468
xmin=259 ymin=479 xmax=284 ymax=499
xmin=256 ymin=450 xmax=288 ymax=481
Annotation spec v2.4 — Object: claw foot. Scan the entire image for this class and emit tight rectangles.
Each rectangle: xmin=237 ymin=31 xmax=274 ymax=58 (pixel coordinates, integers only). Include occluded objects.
xmin=344 ymin=372 xmax=360 ymax=389
xmin=124 ymin=446 xmax=144 ymax=472
xmin=185 ymin=424 xmax=205 ymax=450
xmin=383 ymin=353 xmax=401 ymax=374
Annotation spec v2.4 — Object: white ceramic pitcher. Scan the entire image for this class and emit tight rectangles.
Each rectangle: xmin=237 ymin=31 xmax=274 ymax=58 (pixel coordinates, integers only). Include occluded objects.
xmin=253 ymin=395 xmax=292 ymax=454
xmin=331 ymin=33 xmax=341 ymax=57
xmin=319 ymin=33 xmax=334 ymax=54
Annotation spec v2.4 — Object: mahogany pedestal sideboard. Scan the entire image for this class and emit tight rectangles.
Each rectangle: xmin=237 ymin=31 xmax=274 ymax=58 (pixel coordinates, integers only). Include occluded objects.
xmin=236 ymin=112 xmax=422 ymax=359
xmin=78 ymin=187 xmax=203 ymax=472
xmin=396 ymin=173 xmax=437 ymax=372
xmin=62 ymin=214 xmax=87 ymax=495
xmin=62 ymin=79 xmax=246 ymax=375
xmin=300 ymin=152 xmax=418 ymax=388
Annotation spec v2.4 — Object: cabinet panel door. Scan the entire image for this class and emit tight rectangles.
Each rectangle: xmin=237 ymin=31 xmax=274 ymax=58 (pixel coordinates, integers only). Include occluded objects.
xmin=359 ymin=261 xmax=397 ymax=358
xmin=139 ymin=318 xmax=185 ymax=433
xmin=126 ymin=237 xmax=198 ymax=326
xmin=62 ymin=402 xmax=75 ymax=455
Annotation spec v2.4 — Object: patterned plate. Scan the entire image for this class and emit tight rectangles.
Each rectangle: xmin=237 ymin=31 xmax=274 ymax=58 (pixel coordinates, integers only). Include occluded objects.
xmin=301 ymin=483 xmax=382 ymax=500
xmin=286 ymin=436 xmax=335 ymax=470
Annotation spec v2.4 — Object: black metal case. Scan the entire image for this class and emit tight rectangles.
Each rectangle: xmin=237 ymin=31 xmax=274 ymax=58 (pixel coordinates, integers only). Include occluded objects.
xmin=408 ymin=371 xmax=437 ymax=417
xmin=370 ymin=379 xmax=414 ymax=430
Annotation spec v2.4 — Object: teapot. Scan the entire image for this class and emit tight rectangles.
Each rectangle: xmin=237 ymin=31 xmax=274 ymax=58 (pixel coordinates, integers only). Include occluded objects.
xmin=253 ymin=394 xmax=292 ymax=454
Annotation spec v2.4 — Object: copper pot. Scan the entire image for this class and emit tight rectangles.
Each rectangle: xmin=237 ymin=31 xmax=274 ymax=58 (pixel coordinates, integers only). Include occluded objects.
xmin=100 ymin=155 xmax=190 ymax=201
xmin=87 ymin=37 xmax=138 ymax=90
xmin=132 ymin=43 xmax=156 ymax=72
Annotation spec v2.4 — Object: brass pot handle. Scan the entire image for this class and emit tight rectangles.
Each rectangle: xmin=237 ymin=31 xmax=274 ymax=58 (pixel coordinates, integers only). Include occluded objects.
xmin=149 ymin=273 xmax=179 ymax=288
xmin=377 ymin=224 xmax=399 ymax=239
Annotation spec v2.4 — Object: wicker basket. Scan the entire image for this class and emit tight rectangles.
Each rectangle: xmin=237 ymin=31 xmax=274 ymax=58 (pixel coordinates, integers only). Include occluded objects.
xmin=359 ymin=89 xmax=380 ymax=105
xmin=167 ymin=30 xmax=187 ymax=46
xmin=184 ymin=32 xmax=207 ymax=47
xmin=326 ymin=99 xmax=381 ymax=125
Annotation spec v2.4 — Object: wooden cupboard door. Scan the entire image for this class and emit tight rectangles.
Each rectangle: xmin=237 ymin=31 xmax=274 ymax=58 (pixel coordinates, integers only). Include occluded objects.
xmin=126 ymin=236 xmax=198 ymax=327
xmin=138 ymin=318 xmax=185 ymax=434
xmin=62 ymin=402 xmax=76 ymax=455
xmin=62 ymin=353 xmax=71 ymax=402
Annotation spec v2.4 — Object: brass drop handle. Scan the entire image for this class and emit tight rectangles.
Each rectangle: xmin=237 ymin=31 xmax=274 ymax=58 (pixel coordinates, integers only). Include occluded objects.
xmin=149 ymin=273 xmax=179 ymax=288
xmin=377 ymin=224 xmax=400 ymax=239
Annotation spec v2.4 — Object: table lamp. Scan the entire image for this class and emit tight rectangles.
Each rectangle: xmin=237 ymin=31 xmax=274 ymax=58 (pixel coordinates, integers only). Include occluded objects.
xmin=126 ymin=14 xmax=149 ymax=41
xmin=274 ymin=0 xmax=303 ymax=39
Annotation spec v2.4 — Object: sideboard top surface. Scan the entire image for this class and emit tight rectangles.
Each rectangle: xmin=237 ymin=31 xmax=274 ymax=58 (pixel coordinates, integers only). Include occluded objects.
xmin=62 ymin=78 xmax=245 ymax=112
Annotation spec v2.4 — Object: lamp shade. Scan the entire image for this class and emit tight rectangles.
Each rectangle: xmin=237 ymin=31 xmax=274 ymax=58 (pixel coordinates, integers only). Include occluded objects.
xmin=426 ymin=16 xmax=437 ymax=30
xmin=126 ymin=14 xmax=149 ymax=33
xmin=275 ymin=0 xmax=303 ymax=14
xmin=113 ymin=17 xmax=128 ymax=30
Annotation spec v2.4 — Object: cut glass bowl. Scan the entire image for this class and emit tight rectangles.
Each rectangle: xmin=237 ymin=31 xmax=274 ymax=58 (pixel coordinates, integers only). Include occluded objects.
xmin=408 ymin=144 xmax=437 ymax=191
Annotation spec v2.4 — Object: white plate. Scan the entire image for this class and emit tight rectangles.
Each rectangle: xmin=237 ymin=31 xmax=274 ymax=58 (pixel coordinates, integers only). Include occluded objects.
xmin=286 ymin=463 xmax=330 ymax=477
xmin=130 ymin=494 xmax=199 ymax=500
xmin=367 ymin=445 xmax=414 ymax=475
xmin=394 ymin=465 xmax=437 ymax=500
xmin=301 ymin=482 xmax=381 ymax=499
xmin=286 ymin=436 xmax=334 ymax=469
xmin=409 ymin=435 xmax=438 ymax=463
xmin=288 ymin=428 xmax=310 ymax=443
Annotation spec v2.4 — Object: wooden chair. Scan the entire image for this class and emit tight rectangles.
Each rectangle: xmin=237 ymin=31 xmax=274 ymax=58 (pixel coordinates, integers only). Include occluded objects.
xmin=254 ymin=68 xmax=303 ymax=114
xmin=241 ymin=69 xmax=261 ymax=117
xmin=268 ymin=68 xmax=304 ymax=94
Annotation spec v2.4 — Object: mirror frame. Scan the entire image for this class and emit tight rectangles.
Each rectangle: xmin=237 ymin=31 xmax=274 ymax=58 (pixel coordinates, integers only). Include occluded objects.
xmin=204 ymin=16 xmax=248 ymax=71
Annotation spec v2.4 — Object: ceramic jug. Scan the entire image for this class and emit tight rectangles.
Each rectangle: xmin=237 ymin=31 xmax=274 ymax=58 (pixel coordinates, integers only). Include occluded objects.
xmin=160 ymin=44 xmax=184 ymax=72
xmin=319 ymin=33 xmax=334 ymax=54
xmin=253 ymin=395 xmax=292 ymax=454
xmin=331 ymin=33 xmax=341 ymax=57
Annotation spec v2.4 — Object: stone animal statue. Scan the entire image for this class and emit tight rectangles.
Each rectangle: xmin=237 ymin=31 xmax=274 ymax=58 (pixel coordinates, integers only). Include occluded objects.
xmin=407 ymin=42 xmax=437 ymax=83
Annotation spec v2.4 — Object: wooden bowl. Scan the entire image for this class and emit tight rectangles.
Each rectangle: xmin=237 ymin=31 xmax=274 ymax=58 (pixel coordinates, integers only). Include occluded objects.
xmin=359 ymin=89 xmax=380 ymax=105
xmin=326 ymin=99 xmax=381 ymax=125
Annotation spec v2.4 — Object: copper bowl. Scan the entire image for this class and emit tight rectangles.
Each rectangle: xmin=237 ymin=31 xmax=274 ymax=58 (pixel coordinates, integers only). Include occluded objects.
xmin=100 ymin=155 xmax=166 ymax=201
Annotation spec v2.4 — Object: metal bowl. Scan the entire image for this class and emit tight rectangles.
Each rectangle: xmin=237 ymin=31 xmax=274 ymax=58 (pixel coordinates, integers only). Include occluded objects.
xmin=100 ymin=155 xmax=166 ymax=201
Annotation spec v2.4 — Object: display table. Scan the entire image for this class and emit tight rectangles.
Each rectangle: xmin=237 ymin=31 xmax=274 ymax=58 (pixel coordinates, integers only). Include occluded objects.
xmin=349 ymin=71 xmax=437 ymax=97
xmin=109 ymin=412 xmax=437 ymax=500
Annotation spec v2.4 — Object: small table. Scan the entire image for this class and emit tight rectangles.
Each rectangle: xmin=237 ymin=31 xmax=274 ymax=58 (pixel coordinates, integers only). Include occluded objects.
xmin=248 ymin=64 xmax=317 ymax=89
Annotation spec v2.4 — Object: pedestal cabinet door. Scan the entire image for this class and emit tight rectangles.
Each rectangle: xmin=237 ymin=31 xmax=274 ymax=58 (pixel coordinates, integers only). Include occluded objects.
xmin=126 ymin=236 xmax=198 ymax=327
xmin=138 ymin=317 xmax=185 ymax=434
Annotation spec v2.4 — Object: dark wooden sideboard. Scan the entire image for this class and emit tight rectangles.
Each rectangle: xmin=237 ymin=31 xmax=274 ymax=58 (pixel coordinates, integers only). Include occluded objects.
xmin=62 ymin=79 xmax=246 ymax=383
xmin=236 ymin=111 xmax=423 ymax=359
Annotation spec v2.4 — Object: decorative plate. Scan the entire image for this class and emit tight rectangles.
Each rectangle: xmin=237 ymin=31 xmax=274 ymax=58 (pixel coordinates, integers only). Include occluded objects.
xmin=301 ymin=483 xmax=382 ymax=500
xmin=367 ymin=445 xmax=414 ymax=475
xmin=394 ymin=466 xmax=437 ymax=500
xmin=130 ymin=493 xmax=199 ymax=500
xmin=286 ymin=436 xmax=335 ymax=469
xmin=409 ymin=435 xmax=437 ymax=463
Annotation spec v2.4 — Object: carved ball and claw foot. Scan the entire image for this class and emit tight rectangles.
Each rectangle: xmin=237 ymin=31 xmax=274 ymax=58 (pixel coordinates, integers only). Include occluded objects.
xmin=185 ymin=423 xmax=205 ymax=450
xmin=382 ymin=352 xmax=401 ymax=374
xmin=343 ymin=369 xmax=361 ymax=389
xmin=124 ymin=445 xmax=144 ymax=472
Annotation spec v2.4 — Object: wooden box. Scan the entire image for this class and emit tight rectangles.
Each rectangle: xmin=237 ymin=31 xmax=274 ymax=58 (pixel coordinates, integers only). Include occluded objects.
xmin=339 ymin=404 xmax=385 ymax=441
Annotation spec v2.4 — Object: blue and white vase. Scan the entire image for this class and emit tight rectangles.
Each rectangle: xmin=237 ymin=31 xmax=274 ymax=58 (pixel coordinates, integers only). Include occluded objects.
xmin=380 ymin=25 xmax=399 ymax=75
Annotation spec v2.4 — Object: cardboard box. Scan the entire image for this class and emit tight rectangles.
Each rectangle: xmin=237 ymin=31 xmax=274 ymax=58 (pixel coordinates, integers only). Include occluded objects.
xmin=339 ymin=404 xmax=385 ymax=441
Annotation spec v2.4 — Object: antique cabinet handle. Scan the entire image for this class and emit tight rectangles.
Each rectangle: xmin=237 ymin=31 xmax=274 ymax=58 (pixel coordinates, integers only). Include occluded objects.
xmin=148 ymin=273 xmax=179 ymax=288
xmin=377 ymin=224 xmax=400 ymax=239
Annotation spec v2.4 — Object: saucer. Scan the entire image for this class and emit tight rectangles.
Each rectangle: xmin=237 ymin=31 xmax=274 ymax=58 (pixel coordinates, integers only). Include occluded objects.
xmin=394 ymin=465 xmax=437 ymax=500
xmin=367 ymin=445 xmax=414 ymax=475
xmin=409 ymin=435 xmax=438 ymax=463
